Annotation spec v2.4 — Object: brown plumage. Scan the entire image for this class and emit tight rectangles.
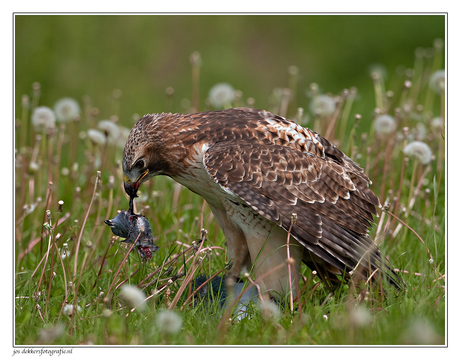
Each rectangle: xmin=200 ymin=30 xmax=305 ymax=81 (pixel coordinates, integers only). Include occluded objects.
xmin=122 ymin=107 xmax=402 ymax=298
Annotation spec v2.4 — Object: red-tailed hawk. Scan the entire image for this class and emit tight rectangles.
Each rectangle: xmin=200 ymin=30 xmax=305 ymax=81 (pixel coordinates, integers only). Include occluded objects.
xmin=122 ymin=107 xmax=401 ymax=298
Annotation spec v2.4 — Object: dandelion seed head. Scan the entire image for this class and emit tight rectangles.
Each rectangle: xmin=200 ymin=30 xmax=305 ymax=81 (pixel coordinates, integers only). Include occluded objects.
xmin=38 ymin=323 xmax=65 ymax=344
xmin=350 ymin=305 xmax=372 ymax=327
xmin=374 ymin=114 xmax=396 ymax=135
xmin=112 ymin=88 xmax=122 ymax=99
xmin=369 ymin=64 xmax=387 ymax=80
xmin=28 ymin=161 xmax=40 ymax=174
xmin=288 ymin=65 xmax=299 ymax=76
xmin=414 ymin=123 xmax=427 ymax=140
xmin=433 ymin=38 xmax=444 ymax=51
xmin=32 ymin=106 xmax=56 ymax=131
xmin=60 ymin=248 xmax=70 ymax=259
xmin=259 ymin=301 xmax=281 ymax=322
xmin=403 ymin=141 xmax=432 ymax=165
xmin=102 ymin=309 xmax=113 ymax=318
xmin=431 ymin=117 xmax=444 ymax=131
xmin=54 ymin=97 xmax=80 ymax=122
xmin=22 ymin=94 xmax=30 ymax=108
xmin=402 ymin=318 xmax=444 ymax=345
xmin=165 ymin=87 xmax=174 ymax=96
xmin=309 ymin=94 xmax=335 ymax=116
xmin=209 ymin=83 xmax=235 ymax=108
xmin=98 ymin=120 xmax=120 ymax=144
xmin=429 ymin=70 xmax=445 ymax=94
xmin=87 ymin=129 xmax=106 ymax=146
xmin=189 ymin=51 xmax=202 ymax=67
xmin=309 ymin=82 xmax=319 ymax=93
xmin=120 ymin=284 xmax=146 ymax=311
xmin=63 ymin=304 xmax=81 ymax=316
xmin=155 ymin=310 xmax=183 ymax=335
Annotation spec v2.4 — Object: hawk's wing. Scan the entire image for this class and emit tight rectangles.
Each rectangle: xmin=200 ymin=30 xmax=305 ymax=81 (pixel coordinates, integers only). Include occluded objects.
xmin=204 ymin=139 xmax=387 ymax=278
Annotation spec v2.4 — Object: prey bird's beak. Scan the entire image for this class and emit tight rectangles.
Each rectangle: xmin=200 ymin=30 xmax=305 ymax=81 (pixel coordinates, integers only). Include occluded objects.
xmin=123 ymin=169 xmax=149 ymax=198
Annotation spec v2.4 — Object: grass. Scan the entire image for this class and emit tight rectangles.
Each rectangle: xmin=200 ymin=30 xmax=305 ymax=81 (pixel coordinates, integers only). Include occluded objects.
xmin=14 ymin=43 xmax=445 ymax=346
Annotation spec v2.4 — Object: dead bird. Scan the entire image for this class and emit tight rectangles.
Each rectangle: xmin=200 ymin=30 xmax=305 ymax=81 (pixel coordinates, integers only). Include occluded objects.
xmin=105 ymin=210 xmax=159 ymax=260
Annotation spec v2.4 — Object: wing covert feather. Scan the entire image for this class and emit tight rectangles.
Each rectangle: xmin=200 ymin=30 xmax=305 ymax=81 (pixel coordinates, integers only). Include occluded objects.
xmin=204 ymin=140 xmax=382 ymax=273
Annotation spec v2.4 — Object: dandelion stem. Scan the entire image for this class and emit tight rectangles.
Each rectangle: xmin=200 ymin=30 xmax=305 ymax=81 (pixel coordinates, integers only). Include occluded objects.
xmin=405 ymin=159 xmax=419 ymax=219
xmin=168 ymin=229 xmax=207 ymax=309
xmin=92 ymin=238 xmax=115 ymax=290
xmin=379 ymin=132 xmax=395 ymax=200
xmin=372 ymin=73 xmax=385 ymax=111
xmin=19 ymin=95 xmax=30 ymax=152
xmin=73 ymin=171 xmax=101 ymax=278
xmin=190 ymin=51 xmax=201 ymax=112
xmin=324 ymin=92 xmax=345 ymax=140
xmin=54 ymin=239 xmax=69 ymax=321
xmin=286 ymin=214 xmax=297 ymax=313
xmin=338 ymin=88 xmax=356 ymax=143
xmin=384 ymin=209 xmax=437 ymax=279
xmin=138 ymin=240 xmax=201 ymax=289
xmin=44 ymin=230 xmax=57 ymax=317
xmin=105 ymin=232 xmax=141 ymax=309
xmin=279 ymin=88 xmax=290 ymax=118
xmin=70 ymin=248 xmax=88 ymax=336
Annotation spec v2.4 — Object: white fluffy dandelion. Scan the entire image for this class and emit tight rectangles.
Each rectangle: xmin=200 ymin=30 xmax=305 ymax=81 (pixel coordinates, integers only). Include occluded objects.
xmin=369 ymin=63 xmax=387 ymax=80
xmin=155 ymin=310 xmax=183 ymax=335
xmin=431 ymin=117 xmax=444 ymax=131
xmin=374 ymin=114 xmax=396 ymax=135
xmin=309 ymin=94 xmax=335 ymax=116
xmin=87 ymin=129 xmax=107 ymax=146
xmin=120 ymin=284 xmax=146 ymax=311
xmin=31 ymin=106 xmax=56 ymax=131
xmin=98 ymin=120 xmax=120 ymax=145
xmin=429 ymin=70 xmax=445 ymax=94
xmin=208 ymin=83 xmax=235 ymax=108
xmin=414 ymin=122 xmax=427 ymax=140
xmin=38 ymin=323 xmax=65 ymax=344
xmin=402 ymin=318 xmax=443 ymax=345
xmin=259 ymin=301 xmax=281 ymax=322
xmin=63 ymin=304 xmax=81 ymax=316
xmin=403 ymin=141 xmax=432 ymax=165
xmin=350 ymin=305 xmax=372 ymax=327
xmin=60 ymin=248 xmax=70 ymax=259
xmin=54 ymin=97 xmax=80 ymax=122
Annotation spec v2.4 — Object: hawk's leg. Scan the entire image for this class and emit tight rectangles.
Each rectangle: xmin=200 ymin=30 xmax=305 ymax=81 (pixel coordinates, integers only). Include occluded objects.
xmin=207 ymin=204 xmax=252 ymax=281
xmin=244 ymin=224 xmax=303 ymax=300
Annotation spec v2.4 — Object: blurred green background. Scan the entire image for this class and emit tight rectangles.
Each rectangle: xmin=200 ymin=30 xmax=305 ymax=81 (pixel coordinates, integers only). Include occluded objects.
xmin=15 ymin=14 xmax=445 ymax=125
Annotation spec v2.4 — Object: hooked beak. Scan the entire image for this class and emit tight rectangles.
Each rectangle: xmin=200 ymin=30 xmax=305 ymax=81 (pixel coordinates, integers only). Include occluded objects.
xmin=123 ymin=169 xmax=149 ymax=198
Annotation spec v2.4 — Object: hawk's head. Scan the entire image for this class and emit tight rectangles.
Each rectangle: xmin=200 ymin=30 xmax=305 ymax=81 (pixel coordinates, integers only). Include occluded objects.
xmin=122 ymin=155 xmax=152 ymax=198
xmin=122 ymin=113 xmax=176 ymax=198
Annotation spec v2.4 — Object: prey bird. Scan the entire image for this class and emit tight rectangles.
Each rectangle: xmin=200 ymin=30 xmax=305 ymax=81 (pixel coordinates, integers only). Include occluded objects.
xmin=122 ymin=107 xmax=402 ymax=299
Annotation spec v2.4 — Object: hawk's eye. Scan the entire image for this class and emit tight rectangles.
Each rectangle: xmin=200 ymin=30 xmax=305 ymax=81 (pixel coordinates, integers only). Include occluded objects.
xmin=135 ymin=160 xmax=145 ymax=169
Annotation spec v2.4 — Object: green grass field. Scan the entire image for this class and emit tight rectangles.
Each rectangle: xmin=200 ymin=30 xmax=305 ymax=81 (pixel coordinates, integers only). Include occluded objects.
xmin=14 ymin=42 xmax=445 ymax=346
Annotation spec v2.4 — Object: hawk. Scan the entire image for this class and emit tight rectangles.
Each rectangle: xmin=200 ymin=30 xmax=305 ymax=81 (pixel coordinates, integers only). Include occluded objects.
xmin=122 ymin=107 xmax=402 ymax=298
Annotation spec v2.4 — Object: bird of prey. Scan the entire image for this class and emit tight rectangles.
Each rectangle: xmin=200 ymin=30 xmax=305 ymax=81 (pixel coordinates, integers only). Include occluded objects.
xmin=122 ymin=107 xmax=401 ymax=299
